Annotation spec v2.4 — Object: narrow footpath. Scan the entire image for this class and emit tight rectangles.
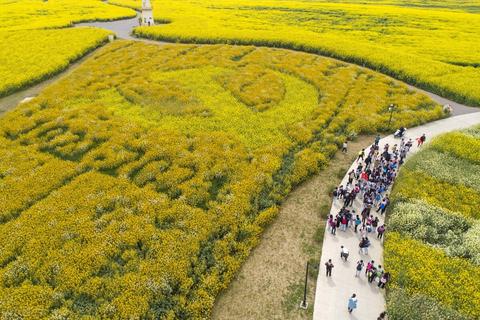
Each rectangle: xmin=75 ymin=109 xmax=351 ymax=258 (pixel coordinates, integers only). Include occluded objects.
xmin=313 ymin=111 xmax=480 ymax=320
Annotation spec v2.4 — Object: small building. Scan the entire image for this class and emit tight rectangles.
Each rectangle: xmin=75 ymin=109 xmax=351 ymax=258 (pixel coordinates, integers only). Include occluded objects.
xmin=141 ymin=0 xmax=154 ymax=26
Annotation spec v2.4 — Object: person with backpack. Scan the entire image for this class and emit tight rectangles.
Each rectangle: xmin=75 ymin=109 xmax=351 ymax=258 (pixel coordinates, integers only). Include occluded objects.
xmin=355 ymin=260 xmax=364 ymax=277
xmin=354 ymin=215 xmax=362 ymax=233
xmin=377 ymin=197 xmax=389 ymax=215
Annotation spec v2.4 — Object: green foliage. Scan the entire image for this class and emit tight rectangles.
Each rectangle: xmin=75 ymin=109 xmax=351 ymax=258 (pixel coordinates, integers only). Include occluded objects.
xmin=387 ymin=288 xmax=470 ymax=320
xmin=387 ymin=127 xmax=480 ymax=319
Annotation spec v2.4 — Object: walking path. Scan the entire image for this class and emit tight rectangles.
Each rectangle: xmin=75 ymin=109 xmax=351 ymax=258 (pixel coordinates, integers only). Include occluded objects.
xmin=406 ymin=84 xmax=477 ymax=116
xmin=76 ymin=16 xmax=140 ymax=40
xmin=313 ymin=112 xmax=480 ymax=320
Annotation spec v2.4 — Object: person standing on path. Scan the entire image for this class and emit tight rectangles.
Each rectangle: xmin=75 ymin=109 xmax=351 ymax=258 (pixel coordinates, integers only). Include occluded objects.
xmin=354 ymin=215 xmax=361 ymax=233
xmin=342 ymin=141 xmax=348 ymax=153
xmin=325 ymin=259 xmax=334 ymax=277
xmin=348 ymin=294 xmax=358 ymax=313
xmin=340 ymin=245 xmax=349 ymax=261
xmin=377 ymin=224 xmax=386 ymax=240
xmin=355 ymin=260 xmax=364 ymax=277
xmin=348 ymin=169 xmax=356 ymax=185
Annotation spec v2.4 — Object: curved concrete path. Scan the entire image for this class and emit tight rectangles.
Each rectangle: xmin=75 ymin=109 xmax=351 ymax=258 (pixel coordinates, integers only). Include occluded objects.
xmin=313 ymin=112 xmax=480 ymax=320
xmin=76 ymin=16 xmax=140 ymax=40
xmin=407 ymin=84 xmax=477 ymax=116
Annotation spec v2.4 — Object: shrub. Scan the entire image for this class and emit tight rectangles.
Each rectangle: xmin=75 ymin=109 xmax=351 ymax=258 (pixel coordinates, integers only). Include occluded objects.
xmin=387 ymin=288 xmax=470 ymax=320
xmin=385 ymin=233 xmax=480 ymax=319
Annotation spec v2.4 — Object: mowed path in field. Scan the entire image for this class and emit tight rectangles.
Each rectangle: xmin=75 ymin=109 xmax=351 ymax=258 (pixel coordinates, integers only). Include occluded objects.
xmin=313 ymin=111 xmax=480 ymax=320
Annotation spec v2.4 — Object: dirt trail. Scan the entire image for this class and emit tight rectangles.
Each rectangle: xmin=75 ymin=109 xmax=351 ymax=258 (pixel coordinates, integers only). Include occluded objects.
xmin=212 ymin=137 xmax=373 ymax=320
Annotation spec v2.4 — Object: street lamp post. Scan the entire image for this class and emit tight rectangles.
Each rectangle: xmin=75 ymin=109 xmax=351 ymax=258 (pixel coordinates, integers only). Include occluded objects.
xmin=388 ymin=104 xmax=395 ymax=128
xmin=300 ymin=261 xmax=309 ymax=310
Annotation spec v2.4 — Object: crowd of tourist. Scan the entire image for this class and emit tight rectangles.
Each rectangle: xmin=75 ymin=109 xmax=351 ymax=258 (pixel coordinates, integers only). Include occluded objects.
xmin=324 ymin=133 xmax=421 ymax=316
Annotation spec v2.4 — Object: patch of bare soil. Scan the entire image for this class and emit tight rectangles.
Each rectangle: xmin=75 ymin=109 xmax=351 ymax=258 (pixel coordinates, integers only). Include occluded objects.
xmin=212 ymin=135 xmax=374 ymax=320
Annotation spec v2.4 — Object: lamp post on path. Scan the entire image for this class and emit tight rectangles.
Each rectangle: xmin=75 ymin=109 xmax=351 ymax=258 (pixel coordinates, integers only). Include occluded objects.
xmin=300 ymin=261 xmax=309 ymax=309
xmin=388 ymin=103 xmax=396 ymax=129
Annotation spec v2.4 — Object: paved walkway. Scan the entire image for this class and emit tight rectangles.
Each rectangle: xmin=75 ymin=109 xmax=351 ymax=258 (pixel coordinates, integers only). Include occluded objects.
xmin=75 ymin=14 xmax=168 ymax=45
xmin=76 ymin=15 xmax=140 ymax=40
xmin=313 ymin=112 xmax=480 ymax=320
xmin=406 ymin=84 xmax=478 ymax=116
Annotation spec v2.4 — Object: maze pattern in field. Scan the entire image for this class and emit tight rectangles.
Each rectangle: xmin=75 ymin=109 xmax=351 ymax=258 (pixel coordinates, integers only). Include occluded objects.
xmin=0 ymin=41 xmax=443 ymax=319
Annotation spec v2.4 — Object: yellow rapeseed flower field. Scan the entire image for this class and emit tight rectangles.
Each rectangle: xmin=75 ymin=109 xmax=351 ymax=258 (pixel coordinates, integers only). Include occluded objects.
xmin=0 ymin=41 xmax=444 ymax=318
xmin=119 ymin=0 xmax=480 ymax=106
xmin=0 ymin=0 xmax=135 ymax=96
xmin=386 ymin=127 xmax=480 ymax=318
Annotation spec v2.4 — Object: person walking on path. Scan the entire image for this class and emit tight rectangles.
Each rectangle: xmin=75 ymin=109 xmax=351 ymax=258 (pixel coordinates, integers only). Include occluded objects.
xmin=347 ymin=169 xmax=356 ymax=185
xmin=417 ymin=133 xmax=426 ymax=147
xmin=378 ymin=272 xmax=390 ymax=289
xmin=355 ymin=260 xmax=364 ymax=277
xmin=359 ymin=237 xmax=370 ymax=255
xmin=340 ymin=246 xmax=349 ymax=261
xmin=377 ymin=224 xmax=386 ymax=240
xmin=329 ymin=216 xmax=337 ymax=235
xmin=358 ymin=148 xmax=365 ymax=161
xmin=348 ymin=294 xmax=358 ymax=313
xmin=365 ymin=260 xmax=374 ymax=276
xmin=325 ymin=259 xmax=334 ymax=277
xmin=377 ymin=197 xmax=389 ymax=215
